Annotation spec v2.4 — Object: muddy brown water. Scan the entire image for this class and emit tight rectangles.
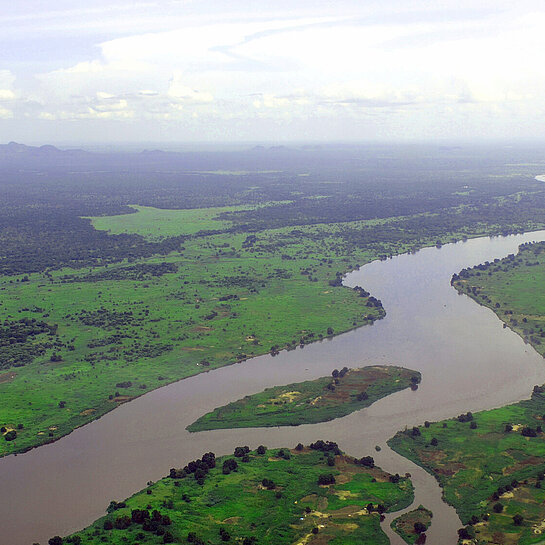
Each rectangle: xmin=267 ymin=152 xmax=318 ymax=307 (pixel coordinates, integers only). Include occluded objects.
xmin=2 ymin=231 xmax=545 ymax=545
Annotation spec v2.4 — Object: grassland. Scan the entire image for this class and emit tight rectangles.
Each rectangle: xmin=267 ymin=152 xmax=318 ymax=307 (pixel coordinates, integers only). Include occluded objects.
xmin=188 ymin=366 xmax=420 ymax=432
xmin=0 ymin=209 xmax=393 ymax=457
xmin=452 ymin=240 xmax=545 ymax=358
xmin=391 ymin=506 xmax=432 ymax=544
xmin=88 ymin=203 xmax=289 ymax=241
xmin=388 ymin=389 xmax=545 ymax=544
xmin=62 ymin=444 xmax=414 ymax=545
xmin=2 ymin=199 xmax=543 ymax=458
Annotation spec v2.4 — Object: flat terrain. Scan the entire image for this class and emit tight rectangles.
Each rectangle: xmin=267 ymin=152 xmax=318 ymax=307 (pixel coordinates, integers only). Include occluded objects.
xmin=188 ymin=365 xmax=420 ymax=431
xmin=89 ymin=203 xmax=288 ymax=240
xmin=0 ymin=218 xmax=386 ymax=457
xmin=391 ymin=506 xmax=433 ymax=544
xmin=389 ymin=388 xmax=545 ymax=544
xmin=452 ymin=240 xmax=545 ymax=357
xmin=3 ymin=144 xmax=545 ymax=456
xmin=62 ymin=444 xmax=414 ymax=545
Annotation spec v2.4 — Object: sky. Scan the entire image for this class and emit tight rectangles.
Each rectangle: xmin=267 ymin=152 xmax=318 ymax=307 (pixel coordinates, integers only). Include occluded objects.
xmin=1 ymin=0 xmax=545 ymax=145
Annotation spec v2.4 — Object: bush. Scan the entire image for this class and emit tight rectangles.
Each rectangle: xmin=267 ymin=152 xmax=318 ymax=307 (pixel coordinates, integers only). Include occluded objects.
xmin=317 ymin=474 xmax=336 ymax=485
xmin=414 ymin=521 xmax=426 ymax=534
xmin=513 ymin=514 xmax=524 ymax=526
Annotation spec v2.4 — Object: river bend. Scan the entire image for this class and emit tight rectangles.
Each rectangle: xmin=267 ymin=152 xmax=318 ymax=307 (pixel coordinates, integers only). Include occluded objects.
xmin=2 ymin=231 xmax=545 ymax=544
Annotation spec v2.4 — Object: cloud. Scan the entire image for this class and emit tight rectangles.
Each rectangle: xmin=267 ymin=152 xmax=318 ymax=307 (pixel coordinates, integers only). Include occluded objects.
xmin=4 ymin=3 xmax=545 ymax=140
xmin=167 ymin=72 xmax=213 ymax=103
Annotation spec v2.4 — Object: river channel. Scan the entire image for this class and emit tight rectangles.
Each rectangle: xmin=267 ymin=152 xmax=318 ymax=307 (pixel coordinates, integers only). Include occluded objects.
xmin=3 ymin=231 xmax=545 ymax=545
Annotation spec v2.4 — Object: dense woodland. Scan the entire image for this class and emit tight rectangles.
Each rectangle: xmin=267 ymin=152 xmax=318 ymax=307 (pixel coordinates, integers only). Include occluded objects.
xmin=2 ymin=142 xmax=545 ymax=275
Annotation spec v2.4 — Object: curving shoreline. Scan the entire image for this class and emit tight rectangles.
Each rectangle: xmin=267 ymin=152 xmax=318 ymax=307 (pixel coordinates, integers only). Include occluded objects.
xmin=2 ymin=231 xmax=545 ymax=544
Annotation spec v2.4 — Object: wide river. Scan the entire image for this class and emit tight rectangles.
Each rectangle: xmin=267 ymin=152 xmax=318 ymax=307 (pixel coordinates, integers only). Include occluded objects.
xmin=3 ymin=231 xmax=545 ymax=545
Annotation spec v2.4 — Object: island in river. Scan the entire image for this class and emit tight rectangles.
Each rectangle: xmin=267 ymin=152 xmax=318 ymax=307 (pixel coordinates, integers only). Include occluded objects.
xmin=187 ymin=365 xmax=420 ymax=432
xmin=389 ymin=241 xmax=545 ymax=544
xmin=61 ymin=443 xmax=414 ymax=545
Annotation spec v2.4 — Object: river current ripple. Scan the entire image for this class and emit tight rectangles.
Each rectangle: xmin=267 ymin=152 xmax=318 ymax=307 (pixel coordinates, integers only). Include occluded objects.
xmin=2 ymin=231 xmax=545 ymax=544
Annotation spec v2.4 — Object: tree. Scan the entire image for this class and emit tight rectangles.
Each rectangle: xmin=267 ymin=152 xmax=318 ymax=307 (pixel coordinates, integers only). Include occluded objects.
xmin=513 ymin=514 xmax=524 ymax=526
xmin=256 ymin=445 xmax=266 ymax=455
xmin=49 ymin=538 xmax=63 ymax=545
xmin=317 ymin=474 xmax=336 ymax=485
xmin=4 ymin=430 xmax=17 ymax=441
xmin=430 ymin=437 xmax=438 ymax=446
xmin=414 ymin=522 xmax=427 ymax=534
xmin=493 ymin=502 xmax=503 ymax=513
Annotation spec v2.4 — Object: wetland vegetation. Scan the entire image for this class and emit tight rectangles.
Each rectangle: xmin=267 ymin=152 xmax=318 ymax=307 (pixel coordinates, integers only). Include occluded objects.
xmin=187 ymin=366 xmax=420 ymax=431
xmin=2 ymin=142 xmax=545 ymax=463
xmin=59 ymin=443 xmax=414 ymax=545
xmin=389 ymin=389 xmax=545 ymax=544
xmin=452 ymin=240 xmax=545 ymax=357
xmin=391 ymin=506 xmax=433 ymax=544
xmin=388 ymin=240 xmax=545 ymax=544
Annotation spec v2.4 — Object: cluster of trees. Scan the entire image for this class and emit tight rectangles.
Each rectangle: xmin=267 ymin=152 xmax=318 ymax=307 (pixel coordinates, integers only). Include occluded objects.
xmin=354 ymin=456 xmax=375 ymax=468
xmin=0 ymin=318 xmax=59 ymax=370
xmin=317 ymin=473 xmax=336 ymax=485
xmin=60 ymin=262 xmax=178 ymax=283
xmin=168 ymin=452 xmax=216 ymax=484
xmin=102 ymin=508 xmax=174 ymax=543
xmin=77 ymin=308 xmax=142 ymax=329
xmin=309 ymin=440 xmax=341 ymax=455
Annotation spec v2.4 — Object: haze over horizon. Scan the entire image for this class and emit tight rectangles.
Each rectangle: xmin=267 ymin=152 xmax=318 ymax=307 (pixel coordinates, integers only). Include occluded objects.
xmin=2 ymin=0 xmax=545 ymax=145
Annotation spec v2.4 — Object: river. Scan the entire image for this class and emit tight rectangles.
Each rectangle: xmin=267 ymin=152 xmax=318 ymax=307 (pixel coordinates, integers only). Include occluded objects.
xmin=2 ymin=231 xmax=545 ymax=545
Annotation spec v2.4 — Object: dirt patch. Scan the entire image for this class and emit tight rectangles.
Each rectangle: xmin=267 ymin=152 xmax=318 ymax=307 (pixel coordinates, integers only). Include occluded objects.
xmin=180 ymin=347 xmax=205 ymax=351
xmin=109 ymin=395 xmax=132 ymax=403
xmin=503 ymin=455 xmax=543 ymax=475
xmin=80 ymin=408 xmax=96 ymax=416
xmin=191 ymin=326 xmax=213 ymax=332
xmin=334 ymin=490 xmax=357 ymax=500
xmin=434 ymin=462 xmax=466 ymax=477
xmin=222 ymin=517 xmax=241 ymax=524
xmin=334 ymin=474 xmax=351 ymax=485
xmin=0 ymin=371 xmax=16 ymax=383
xmin=329 ymin=505 xmax=363 ymax=517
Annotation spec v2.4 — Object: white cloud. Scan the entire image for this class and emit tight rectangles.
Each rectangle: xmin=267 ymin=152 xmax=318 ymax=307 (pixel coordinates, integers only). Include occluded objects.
xmin=4 ymin=3 xmax=545 ymax=140
xmin=167 ymin=72 xmax=213 ymax=103
xmin=0 ymin=106 xmax=13 ymax=119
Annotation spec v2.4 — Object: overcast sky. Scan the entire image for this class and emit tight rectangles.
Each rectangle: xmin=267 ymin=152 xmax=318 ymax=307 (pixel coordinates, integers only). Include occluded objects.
xmin=1 ymin=0 xmax=545 ymax=145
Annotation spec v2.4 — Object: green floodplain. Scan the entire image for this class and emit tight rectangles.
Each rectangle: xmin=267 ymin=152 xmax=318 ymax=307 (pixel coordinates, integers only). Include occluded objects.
xmin=62 ymin=443 xmax=414 ymax=545
xmin=187 ymin=366 xmax=420 ymax=432
xmin=391 ymin=506 xmax=433 ymax=545
xmin=388 ymin=241 xmax=545 ymax=545
xmin=3 ymin=195 xmax=545 ymax=457
xmin=1 ymin=201 xmax=519 ymax=457
xmin=3 ymin=145 xmax=545 ymax=457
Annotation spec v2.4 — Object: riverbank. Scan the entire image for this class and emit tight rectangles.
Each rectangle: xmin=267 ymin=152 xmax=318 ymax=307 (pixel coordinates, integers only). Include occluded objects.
xmin=6 ymin=199 xmax=545 ymax=458
xmin=452 ymin=239 xmax=545 ymax=358
xmin=187 ymin=366 xmax=420 ymax=432
xmin=63 ymin=444 xmax=414 ymax=545
xmin=3 ymin=232 xmax=545 ymax=544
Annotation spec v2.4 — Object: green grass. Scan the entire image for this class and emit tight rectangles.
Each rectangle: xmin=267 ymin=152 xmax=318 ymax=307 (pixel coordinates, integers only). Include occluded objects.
xmin=0 ymin=220 xmax=386 ymax=457
xmin=391 ymin=505 xmax=433 ymax=544
xmin=63 ymin=446 xmax=414 ymax=545
xmin=2 ymin=202 xmax=541 ymax=458
xmin=88 ymin=203 xmax=288 ymax=241
xmin=453 ymin=240 xmax=545 ymax=358
xmin=187 ymin=366 xmax=420 ymax=432
xmin=388 ymin=390 xmax=545 ymax=543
